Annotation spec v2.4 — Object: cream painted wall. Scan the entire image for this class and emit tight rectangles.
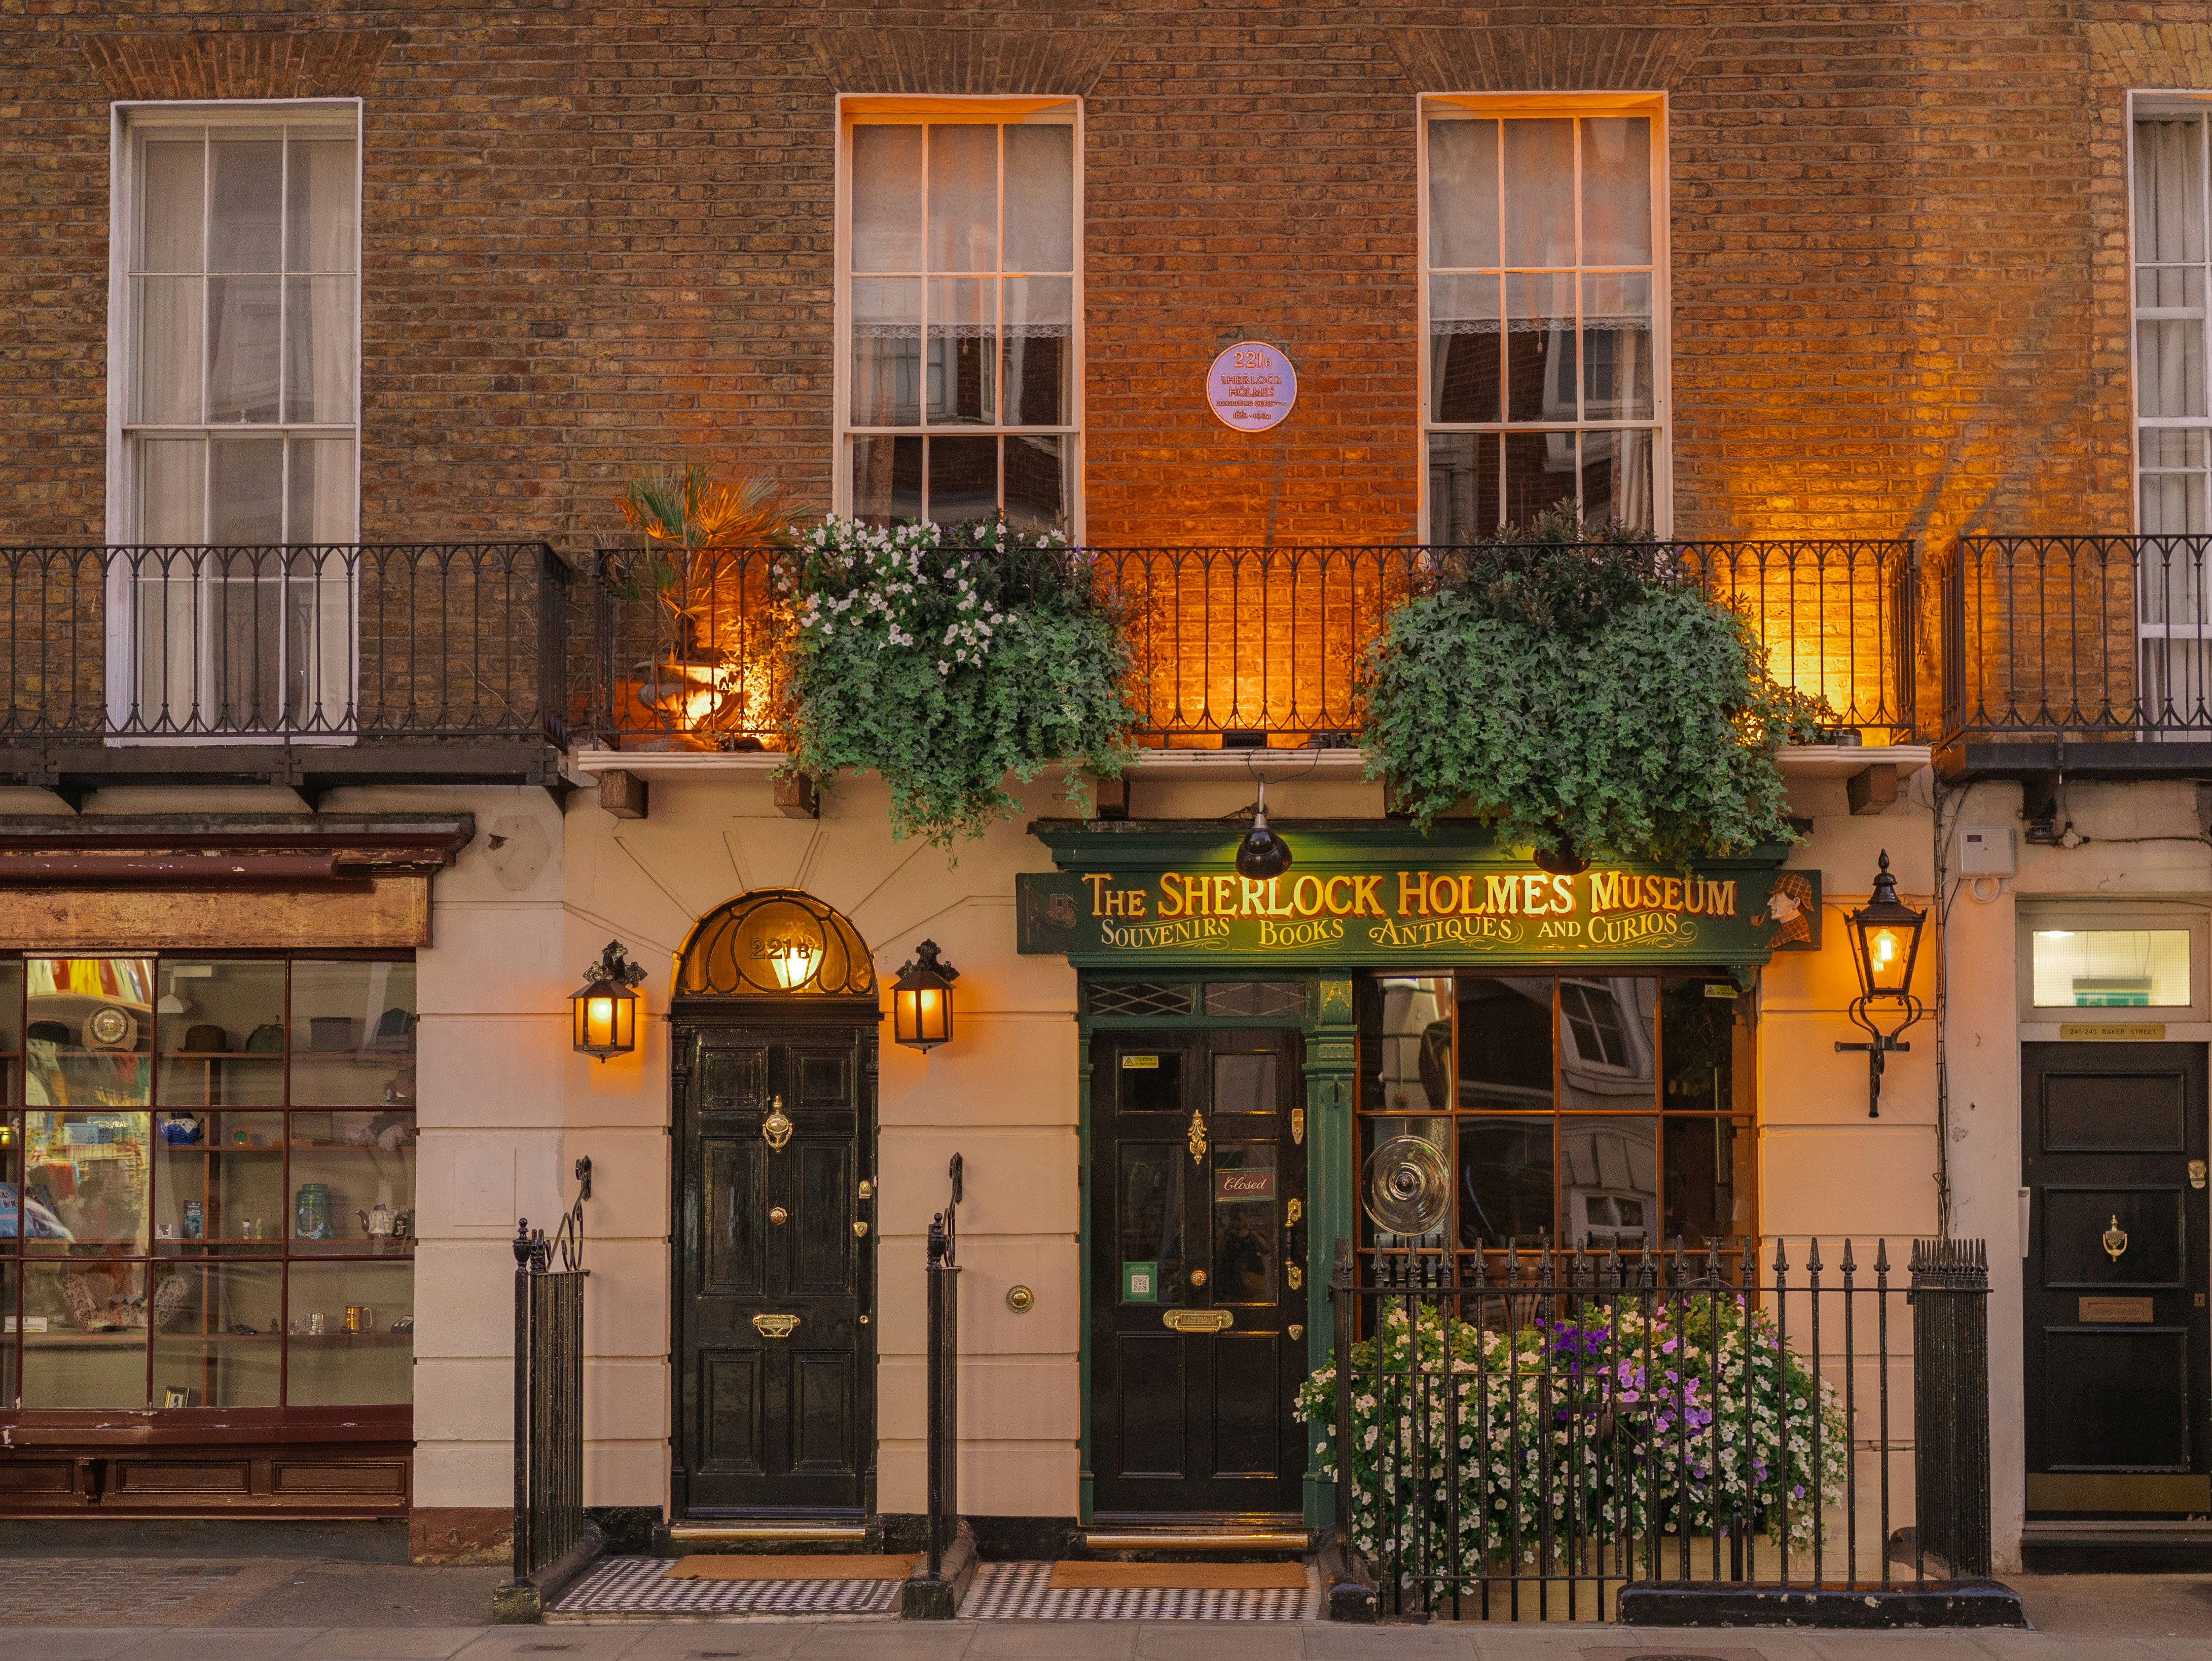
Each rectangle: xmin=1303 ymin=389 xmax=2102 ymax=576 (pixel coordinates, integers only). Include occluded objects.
xmin=561 ymin=767 xmax=1087 ymax=1516
xmin=1938 ymin=777 xmax=2212 ymax=1573
xmin=325 ymin=784 xmax=575 ymax=1515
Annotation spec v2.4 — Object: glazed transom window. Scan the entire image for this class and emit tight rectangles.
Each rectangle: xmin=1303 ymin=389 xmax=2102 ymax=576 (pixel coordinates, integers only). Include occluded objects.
xmin=1422 ymin=97 xmax=1667 ymax=540
xmin=840 ymin=100 xmax=1080 ymax=534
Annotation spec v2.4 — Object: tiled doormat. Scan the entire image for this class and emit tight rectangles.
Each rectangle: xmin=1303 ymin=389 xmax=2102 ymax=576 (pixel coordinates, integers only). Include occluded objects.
xmin=667 ymin=1555 xmax=919 ymax=1580
xmin=965 ymin=1560 xmax=1321 ymax=1620
xmin=551 ymin=1555 xmax=900 ymax=1616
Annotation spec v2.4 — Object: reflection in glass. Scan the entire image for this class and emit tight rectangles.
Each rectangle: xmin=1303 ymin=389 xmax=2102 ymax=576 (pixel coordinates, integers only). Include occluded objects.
xmin=1212 ymin=1143 xmax=1278 ymax=1303
xmin=851 ymin=277 xmax=921 ymax=426
xmin=852 ymin=434 xmax=924 ymax=525
xmin=22 ymin=1261 xmax=150 ymax=1407
xmin=1002 ymin=435 xmax=1064 ymax=535
xmin=1458 ymin=1116 xmax=1554 ymax=1249
xmin=1577 ymin=428 xmax=1653 ymax=533
xmin=155 ymin=1112 xmax=285 ymax=1245
xmin=27 ymin=958 xmax=155 ymax=1108
xmin=1661 ymin=978 xmax=1738 ymax=1113
xmin=1664 ymin=1116 xmax=1752 ymax=1248
xmin=926 ymin=436 xmax=998 ymax=525
xmin=1119 ymin=1143 xmax=1183 ymax=1303
xmin=1118 ymin=1050 xmax=1182 ymax=1114
xmin=1506 ymin=273 xmax=1575 ymax=424
xmin=1503 ymin=429 xmax=1576 ymax=531
xmin=1456 ymin=978 xmax=1551 ymax=1110
xmin=1430 ymin=274 xmax=1501 ymax=423
xmin=1212 ymin=1053 xmax=1276 ymax=1115
xmin=1375 ymin=977 xmax=1452 ymax=1112
xmin=23 ymin=1112 xmax=150 ymax=1253
xmin=1429 ymin=429 xmax=1500 ymax=544
xmin=1558 ymin=978 xmax=1655 ymax=1110
xmin=1558 ymin=1116 xmax=1657 ymax=1251
xmin=153 ymin=1260 xmax=281 ymax=1406
xmin=286 ymin=1259 xmax=413 ymax=1404
xmin=926 ymin=277 xmax=995 ymax=424
xmin=0 ymin=959 xmax=21 ymax=1105
xmin=1003 ymin=276 xmax=1071 ymax=424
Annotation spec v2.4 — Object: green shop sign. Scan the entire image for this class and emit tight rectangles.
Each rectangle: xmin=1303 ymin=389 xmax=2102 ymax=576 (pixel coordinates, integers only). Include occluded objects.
xmin=1017 ymin=821 xmax=1819 ymax=969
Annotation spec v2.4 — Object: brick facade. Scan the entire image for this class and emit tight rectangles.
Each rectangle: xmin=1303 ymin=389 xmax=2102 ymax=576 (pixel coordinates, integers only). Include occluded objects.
xmin=0 ymin=4 xmax=2206 ymax=549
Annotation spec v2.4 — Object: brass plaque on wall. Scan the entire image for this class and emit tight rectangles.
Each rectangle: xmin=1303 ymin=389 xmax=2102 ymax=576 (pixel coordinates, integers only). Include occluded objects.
xmin=2060 ymin=1023 xmax=2167 ymax=1041
xmin=0 ymin=876 xmax=430 ymax=950
xmin=2077 ymin=1296 xmax=2156 ymax=1323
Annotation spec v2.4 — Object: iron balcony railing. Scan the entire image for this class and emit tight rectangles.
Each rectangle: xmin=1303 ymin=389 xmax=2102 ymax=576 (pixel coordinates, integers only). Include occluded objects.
xmin=1328 ymin=1235 xmax=1992 ymax=1621
xmin=1942 ymin=533 xmax=2212 ymax=745
xmin=580 ymin=539 xmax=1916 ymax=750
xmin=0 ymin=543 xmax=567 ymax=745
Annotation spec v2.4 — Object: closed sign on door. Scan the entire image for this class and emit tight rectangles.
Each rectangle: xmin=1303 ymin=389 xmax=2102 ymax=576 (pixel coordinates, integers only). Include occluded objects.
xmin=1215 ymin=1168 xmax=1275 ymax=1203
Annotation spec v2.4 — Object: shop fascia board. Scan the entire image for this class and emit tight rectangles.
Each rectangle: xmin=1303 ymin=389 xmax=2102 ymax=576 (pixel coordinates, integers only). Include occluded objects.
xmin=0 ymin=810 xmax=475 ymax=880
xmin=564 ymin=745 xmax=1920 ymax=782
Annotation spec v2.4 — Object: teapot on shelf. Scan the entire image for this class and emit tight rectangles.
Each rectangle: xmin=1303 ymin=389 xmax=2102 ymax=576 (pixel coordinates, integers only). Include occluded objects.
xmin=359 ymin=1201 xmax=398 ymax=1241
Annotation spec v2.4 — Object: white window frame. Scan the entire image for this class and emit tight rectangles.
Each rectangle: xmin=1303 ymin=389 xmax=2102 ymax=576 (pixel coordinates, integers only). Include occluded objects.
xmin=2125 ymin=90 xmax=2212 ymax=537
xmin=104 ymin=99 xmax=364 ymax=743
xmin=1417 ymin=91 xmax=1672 ymax=540
xmin=832 ymin=94 xmax=1085 ymax=538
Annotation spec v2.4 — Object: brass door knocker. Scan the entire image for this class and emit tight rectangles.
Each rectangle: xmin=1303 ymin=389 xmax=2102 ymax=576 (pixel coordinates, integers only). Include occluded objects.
xmin=1187 ymin=1108 xmax=1207 ymax=1166
xmin=2103 ymin=1215 xmax=2129 ymax=1262
xmin=761 ymin=1096 xmax=794 ymax=1153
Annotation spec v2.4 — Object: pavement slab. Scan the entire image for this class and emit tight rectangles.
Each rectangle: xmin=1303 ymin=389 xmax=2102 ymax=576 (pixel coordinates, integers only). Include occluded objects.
xmin=296 ymin=1628 xmax=492 ymax=1659
xmin=0 ymin=1633 xmax=163 ymax=1661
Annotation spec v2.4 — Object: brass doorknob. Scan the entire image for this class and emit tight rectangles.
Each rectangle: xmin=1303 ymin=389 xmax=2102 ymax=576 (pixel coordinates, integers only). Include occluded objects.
xmin=1189 ymin=1269 xmax=1208 ymax=1287
xmin=769 ymin=1206 xmax=788 ymax=1225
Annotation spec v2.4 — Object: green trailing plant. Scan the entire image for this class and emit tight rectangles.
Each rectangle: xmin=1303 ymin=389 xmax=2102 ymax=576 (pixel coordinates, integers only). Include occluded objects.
xmin=780 ymin=517 xmax=1137 ymax=845
xmin=1363 ymin=503 xmax=1826 ymax=866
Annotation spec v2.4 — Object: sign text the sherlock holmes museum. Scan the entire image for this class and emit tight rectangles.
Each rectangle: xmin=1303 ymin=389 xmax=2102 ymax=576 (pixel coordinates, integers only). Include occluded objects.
xmin=1017 ymin=826 xmax=1819 ymax=969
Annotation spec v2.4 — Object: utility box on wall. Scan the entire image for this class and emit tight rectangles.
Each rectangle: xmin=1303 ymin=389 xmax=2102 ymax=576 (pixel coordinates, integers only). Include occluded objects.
xmin=1961 ymin=827 xmax=2016 ymax=876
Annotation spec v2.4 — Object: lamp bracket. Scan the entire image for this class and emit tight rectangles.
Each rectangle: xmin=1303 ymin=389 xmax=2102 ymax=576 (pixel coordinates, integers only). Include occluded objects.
xmin=583 ymin=939 xmax=649 ymax=990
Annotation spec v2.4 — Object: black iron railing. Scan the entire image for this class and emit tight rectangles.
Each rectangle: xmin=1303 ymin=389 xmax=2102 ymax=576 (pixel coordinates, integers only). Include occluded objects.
xmin=511 ymin=1172 xmax=589 ymax=1584
xmin=579 ymin=540 xmax=1916 ymax=750
xmin=926 ymin=1154 xmax=962 ymax=1580
xmin=1942 ymin=533 xmax=2212 ymax=743
xmin=1326 ymin=1234 xmax=1990 ymax=1620
xmin=0 ymin=543 xmax=566 ymax=744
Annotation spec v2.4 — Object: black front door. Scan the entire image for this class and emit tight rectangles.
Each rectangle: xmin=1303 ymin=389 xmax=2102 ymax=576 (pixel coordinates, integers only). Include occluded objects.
xmin=673 ymin=1011 xmax=876 ymax=1516
xmin=1091 ymin=1027 xmax=1307 ymax=1515
xmin=2023 ymin=1041 xmax=2211 ymax=1517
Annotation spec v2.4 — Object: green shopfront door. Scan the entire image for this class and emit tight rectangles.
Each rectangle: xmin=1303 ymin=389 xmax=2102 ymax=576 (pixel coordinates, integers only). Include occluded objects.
xmin=1090 ymin=1026 xmax=1308 ymax=1516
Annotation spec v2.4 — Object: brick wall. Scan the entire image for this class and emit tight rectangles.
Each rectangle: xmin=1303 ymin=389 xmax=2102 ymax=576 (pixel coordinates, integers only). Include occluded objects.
xmin=0 ymin=3 xmax=2204 ymax=551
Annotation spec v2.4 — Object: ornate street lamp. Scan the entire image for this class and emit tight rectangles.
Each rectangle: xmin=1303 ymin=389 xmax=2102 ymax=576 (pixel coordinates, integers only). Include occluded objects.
xmin=1834 ymin=851 xmax=1927 ymax=1117
xmin=891 ymin=940 xmax=959 ymax=1052
xmin=571 ymin=941 xmax=648 ymax=1062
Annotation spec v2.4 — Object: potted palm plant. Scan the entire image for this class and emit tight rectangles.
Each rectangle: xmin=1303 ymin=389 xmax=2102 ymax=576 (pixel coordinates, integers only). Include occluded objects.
xmin=615 ymin=464 xmax=786 ymax=747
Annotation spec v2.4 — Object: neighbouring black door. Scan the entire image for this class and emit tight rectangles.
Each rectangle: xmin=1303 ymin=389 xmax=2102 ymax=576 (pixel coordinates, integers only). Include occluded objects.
xmin=2023 ymin=1041 xmax=2211 ymax=1518
xmin=1091 ymin=1027 xmax=1307 ymax=1515
xmin=673 ymin=1008 xmax=877 ymax=1516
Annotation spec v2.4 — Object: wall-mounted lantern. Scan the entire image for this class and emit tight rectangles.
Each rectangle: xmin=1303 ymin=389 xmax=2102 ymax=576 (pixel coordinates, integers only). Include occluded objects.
xmin=891 ymin=940 xmax=959 ymax=1053
xmin=571 ymin=940 xmax=648 ymax=1062
xmin=1835 ymin=851 xmax=1927 ymax=1117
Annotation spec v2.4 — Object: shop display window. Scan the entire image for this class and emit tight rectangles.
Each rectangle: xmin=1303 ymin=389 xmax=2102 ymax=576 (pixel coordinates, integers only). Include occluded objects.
xmin=1359 ymin=969 xmax=1756 ymax=1264
xmin=0 ymin=954 xmax=414 ymax=1412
